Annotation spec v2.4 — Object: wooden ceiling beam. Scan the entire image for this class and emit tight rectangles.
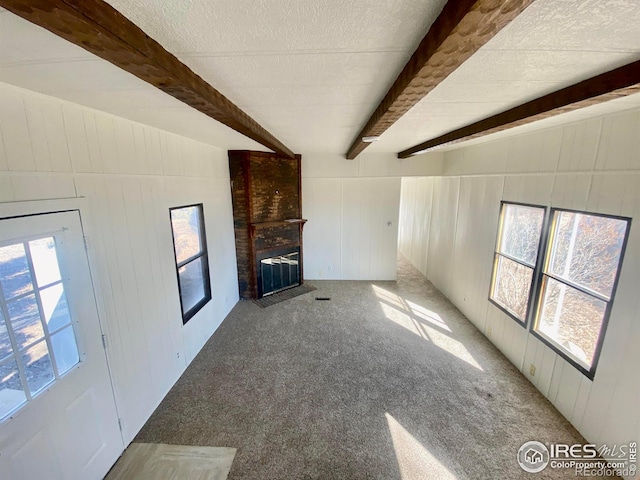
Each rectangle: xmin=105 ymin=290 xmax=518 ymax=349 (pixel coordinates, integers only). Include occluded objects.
xmin=1 ymin=0 xmax=296 ymax=158
xmin=398 ymin=60 xmax=640 ymax=158
xmin=345 ymin=0 xmax=534 ymax=160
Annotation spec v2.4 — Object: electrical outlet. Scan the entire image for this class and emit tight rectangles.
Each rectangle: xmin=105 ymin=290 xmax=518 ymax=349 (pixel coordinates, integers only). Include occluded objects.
xmin=327 ymin=265 xmax=332 ymax=271
xmin=486 ymin=325 xmax=492 ymax=336
xmin=318 ymin=270 xmax=324 ymax=278
xmin=529 ymin=364 xmax=536 ymax=377
xmin=225 ymin=296 xmax=229 ymax=303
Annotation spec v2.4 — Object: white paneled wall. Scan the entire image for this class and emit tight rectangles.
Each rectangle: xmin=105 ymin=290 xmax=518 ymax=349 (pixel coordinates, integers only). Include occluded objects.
xmin=0 ymin=82 xmax=239 ymax=444
xmin=398 ymin=177 xmax=433 ymax=276
xmin=301 ymin=151 xmax=441 ymax=281
xmin=302 ymin=176 xmax=401 ymax=280
xmin=398 ymin=178 xmax=416 ymax=260
xmin=400 ymin=108 xmax=640 ymax=464
xmin=425 ymin=176 xmax=460 ymax=299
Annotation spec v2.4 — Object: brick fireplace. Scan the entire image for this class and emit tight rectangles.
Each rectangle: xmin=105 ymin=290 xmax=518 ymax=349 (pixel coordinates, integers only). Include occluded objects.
xmin=228 ymin=151 xmax=306 ymax=299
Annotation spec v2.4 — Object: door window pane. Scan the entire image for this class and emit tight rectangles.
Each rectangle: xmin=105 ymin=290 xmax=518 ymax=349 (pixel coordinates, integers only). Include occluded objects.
xmin=41 ymin=283 xmax=71 ymax=332
xmin=178 ymin=257 xmax=206 ymax=315
xmin=0 ymin=243 xmax=34 ymax=299
xmin=29 ymin=237 xmax=62 ymax=287
xmin=21 ymin=340 xmax=54 ymax=395
xmin=0 ymin=359 xmax=27 ymax=418
xmin=8 ymin=294 xmax=44 ymax=350
xmin=0 ymin=310 xmax=11 ymax=362
xmin=51 ymin=326 xmax=79 ymax=376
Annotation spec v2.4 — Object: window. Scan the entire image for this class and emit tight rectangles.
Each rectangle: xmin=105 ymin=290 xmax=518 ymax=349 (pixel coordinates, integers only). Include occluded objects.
xmin=170 ymin=204 xmax=211 ymax=323
xmin=0 ymin=236 xmax=80 ymax=420
xmin=489 ymin=204 xmax=630 ymax=379
xmin=533 ymin=210 xmax=630 ymax=377
xmin=490 ymin=202 xmax=546 ymax=323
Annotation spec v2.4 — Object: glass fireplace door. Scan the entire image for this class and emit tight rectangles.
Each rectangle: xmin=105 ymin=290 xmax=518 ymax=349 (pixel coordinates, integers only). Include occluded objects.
xmin=259 ymin=250 xmax=300 ymax=297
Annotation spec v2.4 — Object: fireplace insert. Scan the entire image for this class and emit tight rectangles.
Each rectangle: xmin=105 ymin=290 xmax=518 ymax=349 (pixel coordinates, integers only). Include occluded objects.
xmin=256 ymin=246 xmax=301 ymax=297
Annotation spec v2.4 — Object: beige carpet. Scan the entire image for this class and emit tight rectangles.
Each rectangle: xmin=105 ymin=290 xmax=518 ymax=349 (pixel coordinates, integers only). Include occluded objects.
xmin=134 ymin=256 xmax=606 ymax=479
xmin=105 ymin=443 xmax=236 ymax=480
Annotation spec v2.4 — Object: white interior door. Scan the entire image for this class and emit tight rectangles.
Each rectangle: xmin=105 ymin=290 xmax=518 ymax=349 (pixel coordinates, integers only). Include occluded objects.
xmin=0 ymin=210 xmax=122 ymax=479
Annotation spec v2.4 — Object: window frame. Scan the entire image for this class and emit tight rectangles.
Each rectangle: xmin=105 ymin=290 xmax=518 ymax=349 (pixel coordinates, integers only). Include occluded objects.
xmin=488 ymin=201 xmax=548 ymax=327
xmin=169 ymin=203 xmax=211 ymax=324
xmin=529 ymin=207 xmax=631 ymax=379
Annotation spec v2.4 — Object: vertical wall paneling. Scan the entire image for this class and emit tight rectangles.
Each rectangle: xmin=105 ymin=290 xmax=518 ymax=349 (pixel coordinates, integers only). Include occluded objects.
xmin=302 ymin=177 xmax=400 ymax=281
xmin=409 ymin=179 xmax=428 ymax=274
xmin=0 ymin=124 xmax=8 ymax=171
xmin=106 ymin=177 xmax=156 ymax=437
xmin=557 ymin=118 xmax=601 ymax=172
xmin=0 ymin=173 xmax=13 ymax=202
xmin=302 ymin=178 xmax=343 ymax=280
xmin=132 ymin=124 xmax=148 ymax=175
xmin=40 ymin=97 xmax=72 ymax=173
xmin=113 ymin=120 xmax=136 ymax=175
xmin=96 ymin=115 xmax=119 ymax=174
xmin=1 ymin=88 xmax=35 ymax=171
xmin=344 ymin=177 xmax=400 ymax=280
xmin=450 ymin=177 xmax=472 ymax=309
xmin=63 ymin=104 xmax=92 ymax=173
xmin=398 ymin=177 xmax=416 ymax=261
xmin=550 ymin=174 xmax=591 ymax=211
xmin=341 ymin=179 xmax=364 ymax=279
xmin=82 ymin=110 xmax=104 ymax=173
xmin=570 ymin=376 xmax=592 ymax=431
xmin=378 ymin=177 xmax=402 ymax=278
xmin=600 ymin=309 xmax=640 ymax=445
xmin=595 ymin=110 xmax=640 ymax=172
xmin=24 ymin=95 xmax=52 ymax=172
xmin=426 ymin=177 xmax=460 ymax=298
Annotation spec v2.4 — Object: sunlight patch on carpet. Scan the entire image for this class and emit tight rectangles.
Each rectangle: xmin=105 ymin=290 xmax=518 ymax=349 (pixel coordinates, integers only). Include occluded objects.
xmin=386 ymin=413 xmax=458 ymax=480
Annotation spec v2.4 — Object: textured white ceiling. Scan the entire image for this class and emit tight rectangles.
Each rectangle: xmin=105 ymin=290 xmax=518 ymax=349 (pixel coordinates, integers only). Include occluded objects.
xmin=104 ymin=0 xmax=447 ymax=153
xmin=1 ymin=0 xmax=640 ymax=156
xmin=367 ymin=0 xmax=640 ymax=153
xmin=103 ymin=0 xmax=438 ymax=54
